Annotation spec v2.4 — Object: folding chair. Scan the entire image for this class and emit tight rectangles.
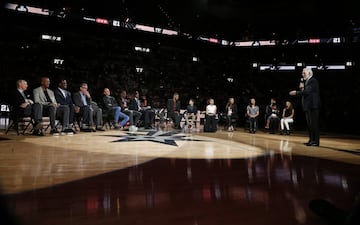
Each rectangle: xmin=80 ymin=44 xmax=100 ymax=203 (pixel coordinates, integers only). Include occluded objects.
xmin=181 ymin=110 xmax=199 ymax=132
xmin=102 ymin=109 xmax=115 ymax=129
xmin=39 ymin=116 xmax=51 ymax=133
xmin=154 ymin=108 xmax=171 ymax=129
xmin=5 ymin=112 xmax=34 ymax=135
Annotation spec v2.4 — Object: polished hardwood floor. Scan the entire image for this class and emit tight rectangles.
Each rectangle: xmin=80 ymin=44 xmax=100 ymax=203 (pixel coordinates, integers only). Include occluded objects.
xmin=0 ymin=125 xmax=359 ymax=225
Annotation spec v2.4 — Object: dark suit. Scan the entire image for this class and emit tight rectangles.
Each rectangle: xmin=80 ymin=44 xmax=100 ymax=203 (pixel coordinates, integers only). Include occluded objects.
xmin=54 ymin=88 xmax=74 ymax=128
xmin=72 ymin=91 xmax=92 ymax=127
xmin=10 ymin=89 xmax=42 ymax=123
xmin=296 ymin=76 xmax=321 ymax=145
xmin=167 ymin=98 xmax=181 ymax=128
xmin=129 ymin=98 xmax=155 ymax=128
xmin=127 ymin=98 xmax=142 ymax=126
xmin=73 ymin=92 xmax=103 ymax=128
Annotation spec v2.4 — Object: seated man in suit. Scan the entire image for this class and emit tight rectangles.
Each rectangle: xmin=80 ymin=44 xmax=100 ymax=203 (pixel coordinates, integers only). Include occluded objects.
xmin=33 ymin=77 xmax=62 ymax=135
xmin=102 ymin=88 xmax=129 ymax=129
xmin=10 ymin=79 xmax=44 ymax=135
xmin=167 ymin=92 xmax=181 ymax=129
xmin=73 ymin=83 xmax=105 ymax=132
xmin=54 ymin=78 xmax=76 ymax=134
xmin=127 ymin=91 xmax=145 ymax=129
xmin=140 ymin=94 xmax=155 ymax=129
xmin=129 ymin=90 xmax=155 ymax=129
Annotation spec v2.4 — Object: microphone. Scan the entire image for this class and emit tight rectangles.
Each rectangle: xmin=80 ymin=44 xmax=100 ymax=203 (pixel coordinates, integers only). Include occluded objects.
xmin=299 ymin=78 xmax=305 ymax=90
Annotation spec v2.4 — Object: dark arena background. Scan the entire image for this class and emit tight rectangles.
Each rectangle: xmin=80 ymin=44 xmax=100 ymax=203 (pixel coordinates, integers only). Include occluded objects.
xmin=0 ymin=2 xmax=360 ymax=225
xmin=0 ymin=0 xmax=359 ymax=134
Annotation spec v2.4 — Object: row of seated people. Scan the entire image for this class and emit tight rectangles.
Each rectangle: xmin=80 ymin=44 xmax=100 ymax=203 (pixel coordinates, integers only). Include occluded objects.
xmin=169 ymin=95 xmax=294 ymax=135
xmin=11 ymin=78 xmax=202 ymax=135
xmin=10 ymin=77 xmax=158 ymax=136
xmin=102 ymin=89 xmax=155 ymax=131
xmin=7 ymin=77 xmax=225 ymax=136
xmin=64 ymin=82 xmax=156 ymax=132
xmin=8 ymin=77 xmax=293 ymax=136
xmin=166 ymin=92 xmax=277 ymax=133
xmin=166 ymin=92 xmax=213 ymax=131
xmin=105 ymin=90 xmax=215 ymax=132
xmin=8 ymin=75 xmax=236 ymax=135
xmin=166 ymin=93 xmax=228 ymax=133
xmin=226 ymin=98 xmax=294 ymax=134
xmin=9 ymin=78 xmax=210 ymax=135
xmin=264 ymin=98 xmax=295 ymax=135
xmin=9 ymin=78 xmax=76 ymax=136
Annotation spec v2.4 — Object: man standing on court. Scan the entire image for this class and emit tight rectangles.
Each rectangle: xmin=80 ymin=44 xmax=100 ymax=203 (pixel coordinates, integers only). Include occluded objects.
xmin=289 ymin=67 xmax=321 ymax=146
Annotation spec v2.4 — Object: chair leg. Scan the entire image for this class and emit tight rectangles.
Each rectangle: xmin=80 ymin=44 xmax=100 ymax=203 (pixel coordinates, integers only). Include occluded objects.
xmin=106 ymin=119 xmax=112 ymax=129
xmin=8 ymin=120 xmax=24 ymax=135
xmin=23 ymin=119 xmax=34 ymax=135
xmin=6 ymin=118 xmax=33 ymax=135
xmin=5 ymin=120 xmax=16 ymax=135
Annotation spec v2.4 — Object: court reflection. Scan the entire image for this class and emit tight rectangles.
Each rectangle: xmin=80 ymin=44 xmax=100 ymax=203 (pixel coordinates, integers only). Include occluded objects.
xmin=5 ymin=155 xmax=360 ymax=225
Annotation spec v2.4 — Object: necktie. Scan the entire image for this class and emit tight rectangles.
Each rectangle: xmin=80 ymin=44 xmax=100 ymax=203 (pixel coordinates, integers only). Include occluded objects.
xmin=44 ymin=90 xmax=52 ymax=103
xmin=173 ymin=100 xmax=176 ymax=111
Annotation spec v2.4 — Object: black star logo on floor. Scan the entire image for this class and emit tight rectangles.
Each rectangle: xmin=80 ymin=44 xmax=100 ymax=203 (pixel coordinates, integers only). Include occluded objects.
xmin=102 ymin=130 xmax=204 ymax=146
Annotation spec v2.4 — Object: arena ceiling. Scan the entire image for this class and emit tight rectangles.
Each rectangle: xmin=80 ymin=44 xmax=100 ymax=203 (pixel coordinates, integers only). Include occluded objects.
xmin=6 ymin=0 xmax=360 ymax=39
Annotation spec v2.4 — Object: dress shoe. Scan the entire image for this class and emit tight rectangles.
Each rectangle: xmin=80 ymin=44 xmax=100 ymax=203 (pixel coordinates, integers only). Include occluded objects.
xmin=306 ymin=142 xmax=319 ymax=147
xmin=32 ymin=129 xmax=45 ymax=136
xmin=50 ymin=129 xmax=60 ymax=136
xmin=63 ymin=128 xmax=76 ymax=135
xmin=96 ymin=127 xmax=105 ymax=131
xmin=80 ymin=127 xmax=92 ymax=132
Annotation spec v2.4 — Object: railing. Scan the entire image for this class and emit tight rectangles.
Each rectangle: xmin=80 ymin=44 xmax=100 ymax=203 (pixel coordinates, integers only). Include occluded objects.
xmin=0 ymin=104 xmax=10 ymax=130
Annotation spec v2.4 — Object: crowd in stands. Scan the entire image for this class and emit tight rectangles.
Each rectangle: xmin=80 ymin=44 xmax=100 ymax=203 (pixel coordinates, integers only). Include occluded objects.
xmin=0 ymin=15 xmax=360 ymax=135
